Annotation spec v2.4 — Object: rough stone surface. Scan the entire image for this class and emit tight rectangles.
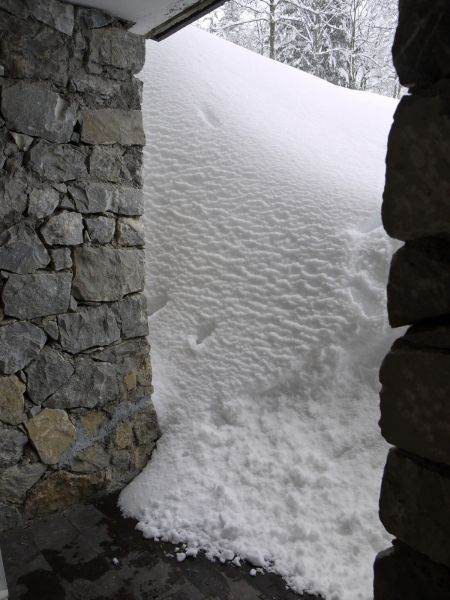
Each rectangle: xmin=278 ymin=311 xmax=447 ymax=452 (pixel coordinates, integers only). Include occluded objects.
xmin=0 ymin=427 xmax=27 ymax=468
xmin=380 ymin=341 xmax=450 ymax=465
xmin=0 ymin=222 xmax=50 ymax=273
xmin=28 ymin=186 xmax=60 ymax=219
xmin=2 ymin=272 xmax=72 ymax=319
xmin=29 ymin=140 xmax=88 ymax=182
xmin=89 ymin=145 xmax=129 ymax=182
xmin=69 ymin=184 xmax=143 ymax=215
xmin=380 ymin=449 xmax=450 ymax=568
xmin=1 ymin=81 xmax=76 ymax=143
xmin=46 ymin=356 xmax=119 ymax=410
xmin=393 ymin=0 xmax=450 ymax=87
xmin=71 ymin=72 xmax=142 ymax=110
xmin=72 ymin=247 xmax=145 ymax=301
xmin=374 ymin=541 xmax=450 ymax=600
xmin=0 ymin=375 xmax=25 ymax=426
xmin=38 ymin=316 xmax=59 ymax=341
xmin=58 ymin=304 xmax=121 ymax=354
xmin=383 ymin=86 xmax=450 ymax=241
xmin=81 ymin=109 xmax=145 ymax=146
xmin=0 ymin=15 xmax=70 ymax=85
xmin=79 ymin=411 xmax=107 ymax=435
xmin=27 ymin=0 xmax=75 ymax=36
xmin=26 ymin=408 xmax=76 ymax=465
xmin=78 ymin=7 xmax=113 ymax=29
xmin=116 ymin=217 xmax=145 ymax=246
xmin=25 ymin=470 xmax=106 ymax=519
xmin=0 ymin=322 xmax=46 ymax=375
xmin=387 ymin=238 xmax=450 ymax=327
xmin=116 ymin=293 xmax=149 ymax=339
xmin=87 ymin=28 xmax=145 ymax=74
xmin=69 ymin=444 xmax=109 ymax=474
xmin=0 ymin=504 xmax=20 ymax=531
xmin=40 ymin=211 xmax=84 ymax=246
xmin=50 ymin=247 xmax=72 ymax=270
xmin=84 ymin=215 xmax=115 ymax=244
xmin=0 ymin=172 xmax=28 ymax=234
xmin=25 ymin=346 xmax=74 ymax=404
xmin=0 ymin=463 xmax=46 ymax=504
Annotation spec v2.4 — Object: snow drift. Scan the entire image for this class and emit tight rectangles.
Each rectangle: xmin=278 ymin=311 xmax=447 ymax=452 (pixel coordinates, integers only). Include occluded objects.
xmin=119 ymin=26 xmax=400 ymax=600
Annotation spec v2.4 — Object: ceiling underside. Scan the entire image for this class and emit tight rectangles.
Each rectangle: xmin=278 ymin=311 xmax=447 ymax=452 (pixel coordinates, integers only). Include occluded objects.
xmin=65 ymin=0 xmax=226 ymax=39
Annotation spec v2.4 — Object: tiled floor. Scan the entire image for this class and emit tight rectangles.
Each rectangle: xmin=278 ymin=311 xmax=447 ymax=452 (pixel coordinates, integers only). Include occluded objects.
xmin=0 ymin=495 xmax=322 ymax=600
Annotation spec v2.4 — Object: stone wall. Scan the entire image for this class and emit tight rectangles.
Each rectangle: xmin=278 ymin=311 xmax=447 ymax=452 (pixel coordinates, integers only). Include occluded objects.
xmin=375 ymin=0 xmax=450 ymax=596
xmin=0 ymin=0 xmax=159 ymax=530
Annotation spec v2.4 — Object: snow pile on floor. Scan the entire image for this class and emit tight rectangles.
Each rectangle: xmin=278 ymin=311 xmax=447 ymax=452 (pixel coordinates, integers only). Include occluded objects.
xmin=119 ymin=26 xmax=400 ymax=600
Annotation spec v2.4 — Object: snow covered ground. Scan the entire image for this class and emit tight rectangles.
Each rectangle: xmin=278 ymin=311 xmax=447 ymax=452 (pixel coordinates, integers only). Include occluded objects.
xmin=119 ymin=26 xmax=401 ymax=600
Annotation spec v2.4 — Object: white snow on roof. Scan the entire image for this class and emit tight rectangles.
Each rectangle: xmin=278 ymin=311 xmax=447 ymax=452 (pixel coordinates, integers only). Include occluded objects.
xmin=63 ymin=0 xmax=215 ymax=34
xmin=120 ymin=26 xmax=402 ymax=600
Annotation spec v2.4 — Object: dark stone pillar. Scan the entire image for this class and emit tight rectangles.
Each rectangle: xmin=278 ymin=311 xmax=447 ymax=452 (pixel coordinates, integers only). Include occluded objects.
xmin=0 ymin=0 xmax=159 ymax=529
xmin=375 ymin=0 xmax=450 ymax=596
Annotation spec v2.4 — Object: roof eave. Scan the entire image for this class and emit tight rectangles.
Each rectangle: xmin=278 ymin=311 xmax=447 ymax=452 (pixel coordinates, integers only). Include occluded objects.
xmin=146 ymin=0 xmax=226 ymax=40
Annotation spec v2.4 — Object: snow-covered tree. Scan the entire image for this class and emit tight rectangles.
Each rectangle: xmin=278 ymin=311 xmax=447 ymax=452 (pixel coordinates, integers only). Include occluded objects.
xmin=198 ymin=0 xmax=402 ymax=98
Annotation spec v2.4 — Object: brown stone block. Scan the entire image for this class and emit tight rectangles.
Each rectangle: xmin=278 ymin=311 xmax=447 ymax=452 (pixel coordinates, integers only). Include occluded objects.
xmin=25 ymin=470 xmax=107 ymax=519
xmin=387 ymin=238 xmax=450 ymax=326
xmin=374 ymin=541 xmax=450 ymax=600
xmin=393 ymin=0 xmax=450 ymax=87
xmin=380 ymin=449 xmax=450 ymax=568
xmin=382 ymin=86 xmax=450 ymax=241
xmin=380 ymin=342 xmax=450 ymax=465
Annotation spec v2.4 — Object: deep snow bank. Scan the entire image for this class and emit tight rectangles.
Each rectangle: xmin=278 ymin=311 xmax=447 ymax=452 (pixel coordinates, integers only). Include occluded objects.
xmin=119 ymin=26 xmax=400 ymax=600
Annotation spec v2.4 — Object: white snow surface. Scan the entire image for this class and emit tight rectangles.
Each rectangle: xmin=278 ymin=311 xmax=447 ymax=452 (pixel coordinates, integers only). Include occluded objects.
xmin=119 ymin=27 xmax=400 ymax=600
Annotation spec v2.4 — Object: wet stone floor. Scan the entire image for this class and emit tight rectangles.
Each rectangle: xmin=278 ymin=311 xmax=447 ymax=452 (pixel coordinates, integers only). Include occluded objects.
xmin=0 ymin=495 xmax=322 ymax=600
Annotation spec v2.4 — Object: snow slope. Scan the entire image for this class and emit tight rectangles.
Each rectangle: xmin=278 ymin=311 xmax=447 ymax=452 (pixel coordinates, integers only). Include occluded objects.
xmin=119 ymin=27 xmax=400 ymax=600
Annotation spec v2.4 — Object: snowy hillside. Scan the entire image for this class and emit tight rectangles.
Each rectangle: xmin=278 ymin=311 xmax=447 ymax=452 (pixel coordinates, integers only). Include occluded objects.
xmin=119 ymin=27 xmax=400 ymax=600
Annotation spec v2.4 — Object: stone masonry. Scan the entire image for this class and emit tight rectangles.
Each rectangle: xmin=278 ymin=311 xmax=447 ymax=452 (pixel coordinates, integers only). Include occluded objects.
xmin=375 ymin=0 xmax=450 ymax=597
xmin=0 ymin=0 xmax=159 ymax=530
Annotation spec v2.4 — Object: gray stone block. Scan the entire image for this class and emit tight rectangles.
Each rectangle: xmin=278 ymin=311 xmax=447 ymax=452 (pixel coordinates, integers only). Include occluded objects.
xmin=2 ymin=272 xmax=72 ymax=319
xmin=27 ymin=0 xmax=74 ymax=36
xmin=380 ymin=449 xmax=450 ymax=568
xmin=0 ymin=172 xmax=28 ymax=234
xmin=0 ymin=463 xmax=46 ymax=504
xmin=70 ymin=72 xmax=142 ymax=109
xmin=28 ymin=186 xmax=60 ymax=219
xmin=387 ymin=239 xmax=450 ymax=326
xmin=1 ymin=81 xmax=76 ymax=143
xmin=72 ymin=247 xmax=144 ymax=302
xmin=84 ymin=216 xmax=115 ymax=244
xmin=26 ymin=346 xmax=74 ymax=404
xmin=46 ymin=355 xmax=119 ymax=410
xmin=50 ymin=247 xmax=72 ymax=271
xmin=40 ymin=211 xmax=83 ymax=246
xmin=0 ymin=14 xmax=70 ymax=85
xmin=380 ymin=341 xmax=450 ymax=465
xmin=69 ymin=184 xmax=143 ymax=215
xmin=58 ymin=304 xmax=121 ymax=354
xmin=0 ymin=222 xmax=50 ymax=274
xmin=0 ymin=426 xmax=27 ymax=468
xmin=78 ymin=7 xmax=113 ymax=29
xmin=116 ymin=293 xmax=149 ymax=339
xmin=374 ymin=541 xmax=450 ymax=600
xmin=0 ymin=322 xmax=46 ymax=375
xmin=393 ymin=0 xmax=450 ymax=87
xmin=29 ymin=140 xmax=88 ymax=182
xmin=116 ymin=217 xmax=144 ymax=246
xmin=87 ymin=28 xmax=145 ymax=74
xmin=81 ymin=109 xmax=145 ymax=146
xmin=383 ymin=86 xmax=450 ymax=241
